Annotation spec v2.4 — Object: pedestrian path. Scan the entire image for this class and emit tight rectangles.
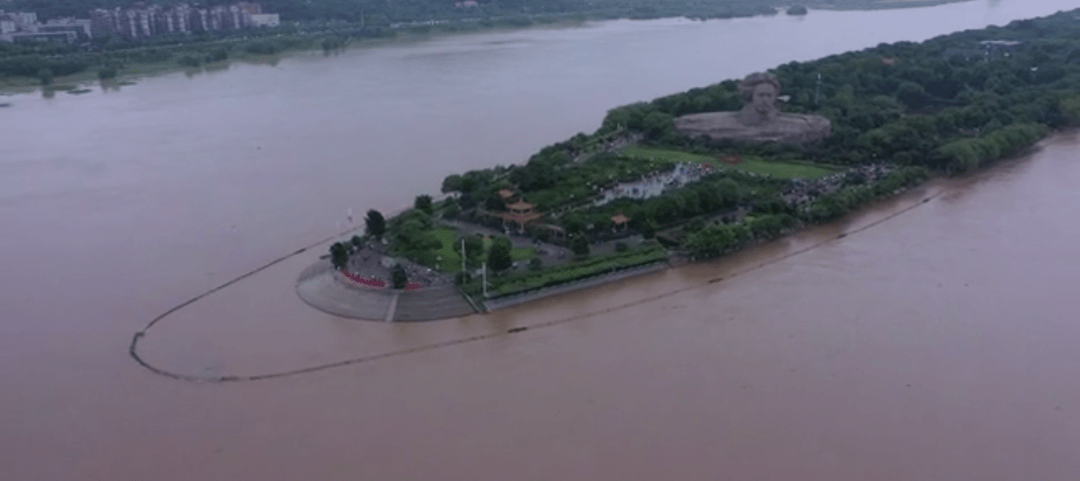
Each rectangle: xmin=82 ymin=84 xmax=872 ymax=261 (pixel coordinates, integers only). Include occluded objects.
xmin=296 ymin=260 xmax=477 ymax=322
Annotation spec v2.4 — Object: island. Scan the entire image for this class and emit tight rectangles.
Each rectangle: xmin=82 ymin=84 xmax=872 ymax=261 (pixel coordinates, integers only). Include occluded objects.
xmin=297 ymin=8 xmax=1080 ymax=322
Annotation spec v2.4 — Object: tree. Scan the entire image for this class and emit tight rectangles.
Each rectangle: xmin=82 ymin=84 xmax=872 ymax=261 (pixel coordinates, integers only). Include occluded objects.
xmin=443 ymin=199 xmax=461 ymax=218
xmin=488 ymin=236 xmax=513 ymax=272
xmin=642 ymin=111 xmax=674 ymax=141
xmin=570 ymin=235 xmax=590 ymax=257
xmin=414 ymin=195 xmax=433 ymax=214
xmin=1061 ymin=95 xmax=1080 ymax=125
xmin=37 ymin=68 xmax=53 ymax=86
xmin=365 ymin=209 xmax=385 ymax=238
xmin=329 ymin=242 xmax=349 ymax=270
xmin=458 ymin=235 xmax=484 ymax=266
xmin=441 ymin=174 xmax=463 ymax=194
xmin=561 ymin=211 xmax=588 ymax=234
xmin=640 ymin=221 xmax=657 ymax=239
xmin=685 ymin=218 xmax=705 ymax=234
xmin=686 ymin=225 xmax=735 ymax=258
xmin=391 ymin=264 xmax=408 ymax=289
xmin=350 ymin=235 xmax=363 ymax=250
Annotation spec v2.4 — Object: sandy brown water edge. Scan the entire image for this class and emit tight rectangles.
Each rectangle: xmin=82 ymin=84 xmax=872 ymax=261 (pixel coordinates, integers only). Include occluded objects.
xmin=130 ymin=156 xmax=958 ymax=382
xmin=6 ymin=5 xmax=1080 ymax=477
xmin=31 ymin=131 xmax=1079 ymax=480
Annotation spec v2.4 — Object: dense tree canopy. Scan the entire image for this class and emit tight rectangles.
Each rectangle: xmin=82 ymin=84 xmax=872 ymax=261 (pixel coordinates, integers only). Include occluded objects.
xmin=599 ymin=10 xmax=1080 ymax=172
xmin=487 ymin=236 xmax=513 ymax=272
xmin=439 ymin=9 xmax=1080 ymax=243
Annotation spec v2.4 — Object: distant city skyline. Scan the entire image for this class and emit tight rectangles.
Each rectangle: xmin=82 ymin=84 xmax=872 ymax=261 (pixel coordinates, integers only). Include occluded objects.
xmin=0 ymin=2 xmax=279 ymax=43
xmin=91 ymin=2 xmax=279 ymax=39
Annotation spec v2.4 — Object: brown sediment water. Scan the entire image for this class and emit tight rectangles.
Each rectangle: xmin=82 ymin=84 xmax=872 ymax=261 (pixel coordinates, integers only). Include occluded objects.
xmin=2 ymin=2 xmax=1079 ymax=479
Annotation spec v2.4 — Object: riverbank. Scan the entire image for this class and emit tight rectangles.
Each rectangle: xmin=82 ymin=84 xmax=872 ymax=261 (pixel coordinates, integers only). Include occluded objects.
xmin=7 ymin=1 xmax=1080 ymax=477
xmin=135 ymin=158 xmax=962 ymax=382
xmin=0 ymin=17 xmax=598 ymax=94
xmin=0 ymin=0 xmax=979 ymax=95
xmin=103 ymin=130 xmax=1080 ymax=479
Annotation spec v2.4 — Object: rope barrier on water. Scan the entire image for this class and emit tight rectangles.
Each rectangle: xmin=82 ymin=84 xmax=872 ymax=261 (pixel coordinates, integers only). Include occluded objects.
xmin=130 ymin=189 xmax=945 ymax=384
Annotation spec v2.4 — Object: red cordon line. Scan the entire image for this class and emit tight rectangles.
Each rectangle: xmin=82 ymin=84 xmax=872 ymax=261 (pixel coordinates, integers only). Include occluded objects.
xmin=340 ymin=271 xmax=423 ymax=290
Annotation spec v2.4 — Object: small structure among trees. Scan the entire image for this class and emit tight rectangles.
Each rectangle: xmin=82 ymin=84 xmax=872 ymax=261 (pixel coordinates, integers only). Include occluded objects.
xmin=611 ymin=213 xmax=630 ymax=232
xmin=500 ymin=200 xmax=544 ymax=233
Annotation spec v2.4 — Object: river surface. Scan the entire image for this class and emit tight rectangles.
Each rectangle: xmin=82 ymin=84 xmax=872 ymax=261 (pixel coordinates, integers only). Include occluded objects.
xmin=3 ymin=0 xmax=1080 ymax=479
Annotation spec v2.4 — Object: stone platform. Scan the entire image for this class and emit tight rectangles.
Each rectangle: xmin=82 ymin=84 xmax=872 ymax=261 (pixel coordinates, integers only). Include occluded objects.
xmin=296 ymin=260 xmax=478 ymax=322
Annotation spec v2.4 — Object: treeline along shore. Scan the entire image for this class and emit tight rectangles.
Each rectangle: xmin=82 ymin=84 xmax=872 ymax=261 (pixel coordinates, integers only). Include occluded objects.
xmin=0 ymin=0 xmax=972 ymax=91
xmin=308 ymin=9 xmax=1080 ymax=318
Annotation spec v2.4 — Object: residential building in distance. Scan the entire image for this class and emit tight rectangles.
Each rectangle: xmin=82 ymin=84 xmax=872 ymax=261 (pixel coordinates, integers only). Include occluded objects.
xmin=90 ymin=3 xmax=279 ymax=40
xmin=1 ymin=10 xmax=91 ymax=43
xmin=247 ymin=13 xmax=280 ymax=28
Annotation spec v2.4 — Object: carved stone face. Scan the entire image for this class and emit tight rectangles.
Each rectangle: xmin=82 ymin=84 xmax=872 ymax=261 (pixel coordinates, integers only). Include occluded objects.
xmin=750 ymin=83 xmax=779 ymax=116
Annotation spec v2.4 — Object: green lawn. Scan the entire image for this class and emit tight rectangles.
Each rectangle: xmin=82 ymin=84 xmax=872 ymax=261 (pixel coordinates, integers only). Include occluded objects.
xmin=620 ymin=146 xmax=837 ymax=179
xmin=620 ymin=146 xmax=717 ymax=164
xmin=511 ymin=247 xmax=536 ymax=261
xmin=431 ymin=228 xmax=462 ymax=272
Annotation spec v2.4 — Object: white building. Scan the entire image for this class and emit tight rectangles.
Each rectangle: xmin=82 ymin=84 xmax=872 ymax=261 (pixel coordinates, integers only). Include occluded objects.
xmin=1 ymin=10 xmax=91 ymax=43
xmin=42 ymin=18 xmax=93 ymax=38
xmin=246 ymin=13 xmax=280 ymax=27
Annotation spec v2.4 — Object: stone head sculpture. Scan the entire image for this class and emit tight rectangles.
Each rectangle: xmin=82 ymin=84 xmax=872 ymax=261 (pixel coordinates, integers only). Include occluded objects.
xmin=737 ymin=73 xmax=782 ymax=125
xmin=671 ymin=71 xmax=830 ymax=145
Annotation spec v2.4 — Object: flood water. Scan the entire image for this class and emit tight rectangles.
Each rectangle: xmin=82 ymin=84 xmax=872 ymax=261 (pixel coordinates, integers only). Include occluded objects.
xmin=2 ymin=0 xmax=1079 ymax=479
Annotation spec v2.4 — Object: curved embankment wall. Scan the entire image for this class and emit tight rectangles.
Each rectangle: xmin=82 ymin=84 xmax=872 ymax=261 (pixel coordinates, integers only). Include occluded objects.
xmin=295 ymin=261 xmax=477 ymax=322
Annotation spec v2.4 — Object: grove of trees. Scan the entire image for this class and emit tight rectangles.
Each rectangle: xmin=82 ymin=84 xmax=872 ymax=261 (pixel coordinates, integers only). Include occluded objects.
xmin=599 ymin=11 xmax=1080 ymax=174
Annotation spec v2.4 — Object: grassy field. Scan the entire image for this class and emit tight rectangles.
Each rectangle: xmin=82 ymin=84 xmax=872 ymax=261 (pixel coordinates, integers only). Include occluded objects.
xmin=620 ymin=146 xmax=837 ymax=179
xmin=511 ymin=247 xmax=536 ymax=261
xmin=431 ymin=228 xmax=462 ymax=272
xmin=480 ymin=236 xmax=536 ymax=260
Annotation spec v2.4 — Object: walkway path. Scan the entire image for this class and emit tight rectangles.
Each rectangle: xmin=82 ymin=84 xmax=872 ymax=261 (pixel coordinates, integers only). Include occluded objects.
xmin=441 ymin=218 xmax=572 ymax=269
xmin=482 ymin=262 xmax=669 ymax=311
xmin=296 ymin=260 xmax=477 ymax=321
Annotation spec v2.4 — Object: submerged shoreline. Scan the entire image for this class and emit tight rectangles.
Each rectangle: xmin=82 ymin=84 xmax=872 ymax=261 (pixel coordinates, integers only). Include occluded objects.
xmin=126 ymin=4 xmax=1079 ymax=378
xmin=126 ymin=119 xmax=1065 ymax=382
xmin=294 ymin=170 xmax=934 ymax=322
xmin=130 ymin=161 xmax=970 ymax=381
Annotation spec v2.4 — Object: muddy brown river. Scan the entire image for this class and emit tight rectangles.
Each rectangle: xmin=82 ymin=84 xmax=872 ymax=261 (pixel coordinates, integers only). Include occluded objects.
xmin=2 ymin=1 xmax=1079 ymax=479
